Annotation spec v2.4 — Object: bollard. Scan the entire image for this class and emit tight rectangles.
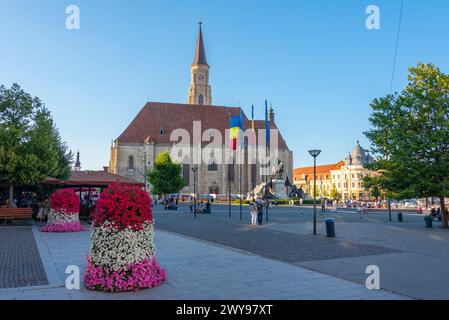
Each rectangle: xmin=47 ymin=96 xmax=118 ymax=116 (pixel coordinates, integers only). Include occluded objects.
xmin=424 ymin=216 xmax=433 ymax=228
xmin=397 ymin=212 xmax=403 ymax=222
xmin=325 ymin=218 xmax=335 ymax=237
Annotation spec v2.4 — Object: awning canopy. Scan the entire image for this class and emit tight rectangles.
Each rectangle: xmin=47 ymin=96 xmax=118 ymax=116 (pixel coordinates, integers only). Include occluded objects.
xmin=44 ymin=171 xmax=144 ymax=188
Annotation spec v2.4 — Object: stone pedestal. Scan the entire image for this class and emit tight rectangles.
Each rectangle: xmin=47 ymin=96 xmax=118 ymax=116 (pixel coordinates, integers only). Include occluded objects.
xmin=272 ymin=180 xmax=287 ymax=199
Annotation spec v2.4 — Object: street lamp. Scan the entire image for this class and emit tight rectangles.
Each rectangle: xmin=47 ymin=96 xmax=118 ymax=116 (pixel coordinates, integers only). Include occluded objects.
xmin=191 ymin=165 xmax=198 ymax=218
xmin=308 ymin=149 xmax=322 ymax=235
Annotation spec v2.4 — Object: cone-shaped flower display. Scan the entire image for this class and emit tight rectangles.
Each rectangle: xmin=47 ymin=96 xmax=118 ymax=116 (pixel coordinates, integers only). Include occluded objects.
xmin=83 ymin=183 xmax=166 ymax=292
xmin=41 ymin=188 xmax=84 ymax=232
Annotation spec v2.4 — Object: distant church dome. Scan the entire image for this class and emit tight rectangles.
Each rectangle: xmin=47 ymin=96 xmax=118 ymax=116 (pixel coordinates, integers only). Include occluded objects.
xmin=345 ymin=141 xmax=374 ymax=166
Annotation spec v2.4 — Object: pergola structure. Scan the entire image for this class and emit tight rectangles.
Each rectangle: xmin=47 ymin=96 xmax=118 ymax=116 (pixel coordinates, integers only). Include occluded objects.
xmin=44 ymin=170 xmax=145 ymax=219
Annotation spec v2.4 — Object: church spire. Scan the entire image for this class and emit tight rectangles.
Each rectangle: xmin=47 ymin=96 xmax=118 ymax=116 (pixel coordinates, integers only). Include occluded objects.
xmin=188 ymin=21 xmax=212 ymax=105
xmin=74 ymin=151 xmax=81 ymax=171
xmin=193 ymin=21 xmax=208 ymax=66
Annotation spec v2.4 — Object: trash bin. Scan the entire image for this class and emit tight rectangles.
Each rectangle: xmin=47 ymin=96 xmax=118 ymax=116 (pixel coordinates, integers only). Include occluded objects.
xmin=325 ymin=218 xmax=335 ymax=237
xmin=397 ymin=212 xmax=403 ymax=222
xmin=424 ymin=216 xmax=433 ymax=228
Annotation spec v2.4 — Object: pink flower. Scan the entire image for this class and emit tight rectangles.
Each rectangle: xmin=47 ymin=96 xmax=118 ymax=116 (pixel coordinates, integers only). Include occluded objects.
xmin=41 ymin=222 xmax=84 ymax=233
xmin=83 ymin=256 xmax=166 ymax=292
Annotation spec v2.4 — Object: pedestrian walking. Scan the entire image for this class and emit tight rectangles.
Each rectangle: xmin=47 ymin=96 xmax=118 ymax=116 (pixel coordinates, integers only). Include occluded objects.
xmin=257 ymin=197 xmax=264 ymax=225
xmin=249 ymin=199 xmax=258 ymax=225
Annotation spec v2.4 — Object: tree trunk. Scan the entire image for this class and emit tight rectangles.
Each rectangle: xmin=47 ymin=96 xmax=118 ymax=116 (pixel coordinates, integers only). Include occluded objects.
xmin=440 ymin=196 xmax=448 ymax=229
xmin=8 ymin=184 xmax=14 ymax=208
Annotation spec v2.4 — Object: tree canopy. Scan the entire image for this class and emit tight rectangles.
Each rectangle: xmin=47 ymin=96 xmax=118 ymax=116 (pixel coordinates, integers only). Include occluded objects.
xmin=364 ymin=63 xmax=449 ymax=226
xmin=0 ymin=83 xmax=73 ymax=205
xmin=146 ymin=150 xmax=186 ymax=196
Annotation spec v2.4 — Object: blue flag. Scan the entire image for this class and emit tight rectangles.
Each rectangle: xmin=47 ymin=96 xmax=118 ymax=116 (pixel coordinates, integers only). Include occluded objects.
xmin=240 ymin=110 xmax=245 ymax=147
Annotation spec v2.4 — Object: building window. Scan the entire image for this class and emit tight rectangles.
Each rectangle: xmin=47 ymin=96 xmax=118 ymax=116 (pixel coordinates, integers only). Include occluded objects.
xmin=198 ymin=94 xmax=204 ymax=105
xmin=183 ymin=164 xmax=190 ymax=185
xmin=208 ymin=161 xmax=218 ymax=171
xmin=128 ymin=156 xmax=134 ymax=170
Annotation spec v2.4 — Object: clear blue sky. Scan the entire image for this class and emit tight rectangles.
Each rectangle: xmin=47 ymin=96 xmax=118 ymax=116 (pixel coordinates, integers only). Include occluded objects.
xmin=1 ymin=0 xmax=449 ymax=170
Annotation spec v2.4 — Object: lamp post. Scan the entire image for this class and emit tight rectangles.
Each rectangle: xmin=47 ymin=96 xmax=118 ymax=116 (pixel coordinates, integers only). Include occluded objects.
xmin=308 ymin=149 xmax=322 ymax=235
xmin=191 ymin=165 xmax=198 ymax=218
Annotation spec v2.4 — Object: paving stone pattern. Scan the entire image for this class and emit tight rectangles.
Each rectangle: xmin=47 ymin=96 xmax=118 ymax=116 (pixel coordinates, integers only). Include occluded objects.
xmin=0 ymin=227 xmax=48 ymax=288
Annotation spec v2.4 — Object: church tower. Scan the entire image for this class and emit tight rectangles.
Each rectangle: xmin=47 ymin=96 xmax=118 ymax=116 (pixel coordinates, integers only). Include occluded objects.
xmin=188 ymin=22 xmax=212 ymax=105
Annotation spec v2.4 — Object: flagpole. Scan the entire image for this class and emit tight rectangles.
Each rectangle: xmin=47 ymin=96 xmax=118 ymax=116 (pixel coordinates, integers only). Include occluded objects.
xmin=239 ymin=159 xmax=242 ymax=220
xmin=239 ymin=111 xmax=244 ymax=221
xmin=265 ymin=100 xmax=269 ymax=223
xmin=229 ymin=157 xmax=232 ymax=218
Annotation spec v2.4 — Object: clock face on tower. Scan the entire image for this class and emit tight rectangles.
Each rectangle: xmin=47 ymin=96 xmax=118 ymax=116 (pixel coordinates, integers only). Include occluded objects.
xmin=198 ymin=73 xmax=204 ymax=81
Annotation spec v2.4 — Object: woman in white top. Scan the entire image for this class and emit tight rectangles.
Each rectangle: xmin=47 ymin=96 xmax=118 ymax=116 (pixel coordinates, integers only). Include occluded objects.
xmin=249 ymin=199 xmax=258 ymax=225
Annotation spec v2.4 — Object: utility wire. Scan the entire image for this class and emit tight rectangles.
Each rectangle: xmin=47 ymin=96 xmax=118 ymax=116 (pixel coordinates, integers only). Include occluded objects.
xmin=389 ymin=0 xmax=405 ymax=94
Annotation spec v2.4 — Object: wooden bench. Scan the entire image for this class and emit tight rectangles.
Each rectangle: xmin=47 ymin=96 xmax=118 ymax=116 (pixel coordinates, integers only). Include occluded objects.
xmin=0 ymin=208 xmax=33 ymax=220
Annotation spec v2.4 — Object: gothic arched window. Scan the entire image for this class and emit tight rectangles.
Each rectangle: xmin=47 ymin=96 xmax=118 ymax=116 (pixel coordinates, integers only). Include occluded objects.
xmin=198 ymin=94 xmax=204 ymax=105
xmin=208 ymin=161 xmax=217 ymax=171
xmin=128 ymin=156 xmax=135 ymax=170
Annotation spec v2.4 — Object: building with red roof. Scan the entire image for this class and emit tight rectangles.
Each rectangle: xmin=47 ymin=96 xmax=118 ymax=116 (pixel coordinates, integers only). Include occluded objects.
xmin=108 ymin=23 xmax=293 ymax=196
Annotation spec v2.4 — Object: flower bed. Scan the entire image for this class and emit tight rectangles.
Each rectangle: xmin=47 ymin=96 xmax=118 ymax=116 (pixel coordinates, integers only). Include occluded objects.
xmin=41 ymin=189 xmax=83 ymax=233
xmin=83 ymin=183 xmax=166 ymax=292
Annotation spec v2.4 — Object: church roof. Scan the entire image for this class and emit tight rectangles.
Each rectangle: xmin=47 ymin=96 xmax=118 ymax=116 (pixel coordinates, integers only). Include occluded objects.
xmin=116 ymin=102 xmax=289 ymax=150
xmin=193 ymin=23 xmax=208 ymax=66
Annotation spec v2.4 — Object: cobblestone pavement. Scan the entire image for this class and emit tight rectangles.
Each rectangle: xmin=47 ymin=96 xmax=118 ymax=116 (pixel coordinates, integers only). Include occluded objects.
xmin=268 ymin=220 xmax=449 ymax=300
xmin=153 ymin=206 xmax=401 ymax=263
xmin=0 ymin=227 xmax=48 ymax=288
xmin=151 ymin=204 xmax=449 ymax=299
xmin=0 ymin=224 xmax=404 ymax=300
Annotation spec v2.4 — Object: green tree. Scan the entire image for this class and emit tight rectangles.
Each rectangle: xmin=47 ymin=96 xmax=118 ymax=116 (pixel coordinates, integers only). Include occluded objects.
xmin=364 ymin=63 xmax=449 ymax=227
xmin=308 ymin=184 xmax=319 ymax=198
xmin=0 ymin=84 xmax=72 ymax=206
xmin=370 ymin=185 xmax=381 ymax=200
xmin=330 ymin=186 xmax=339 ymax=199
xmin=146 ymin=150 xmax=185 ymax=197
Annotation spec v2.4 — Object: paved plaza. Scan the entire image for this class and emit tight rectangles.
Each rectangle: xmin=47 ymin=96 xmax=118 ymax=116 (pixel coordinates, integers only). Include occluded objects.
xmin=1 ymin=204 xmax=448 ymax=300
xmin=0 ymin=227 xmax=48 ymax=289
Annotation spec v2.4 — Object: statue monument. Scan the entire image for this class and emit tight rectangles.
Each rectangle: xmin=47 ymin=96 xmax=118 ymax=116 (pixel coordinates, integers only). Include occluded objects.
xmin=248 ymin=158 xmax=303 ymax=200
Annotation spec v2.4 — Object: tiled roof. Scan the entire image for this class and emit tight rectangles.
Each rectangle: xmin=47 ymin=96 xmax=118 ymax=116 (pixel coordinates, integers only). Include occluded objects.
xmin=116 ymin=102 xmax=289 ymax=150
xmin=294 ymin=161 xmax=344 ymax=176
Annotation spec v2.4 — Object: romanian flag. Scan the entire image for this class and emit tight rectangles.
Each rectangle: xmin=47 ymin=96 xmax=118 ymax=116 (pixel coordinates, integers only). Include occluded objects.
xmin=230 ymin=111 xmax=245 ymax=151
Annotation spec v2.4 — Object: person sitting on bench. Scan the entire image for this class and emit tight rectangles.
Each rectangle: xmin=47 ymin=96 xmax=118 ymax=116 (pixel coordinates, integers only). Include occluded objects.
xmin=196 ymin=201 xmax=204 ymax=213
xmin=201 ymin=200 xmax=211 ymax=214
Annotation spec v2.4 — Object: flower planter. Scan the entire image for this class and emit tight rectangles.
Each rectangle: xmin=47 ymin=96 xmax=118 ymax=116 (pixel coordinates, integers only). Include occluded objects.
xmin=83 ymin=183 xmax=166 ymax=292
xmin=41 ymin=189 xmax=83 ymax=233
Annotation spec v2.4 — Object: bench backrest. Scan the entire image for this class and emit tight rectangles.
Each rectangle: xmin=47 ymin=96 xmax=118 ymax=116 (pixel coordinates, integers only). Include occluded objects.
xmin=0 ymin=208 xmax=33 ymax=216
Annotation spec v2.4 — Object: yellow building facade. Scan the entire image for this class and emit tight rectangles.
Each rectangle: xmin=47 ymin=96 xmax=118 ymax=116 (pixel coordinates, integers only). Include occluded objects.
xmin=294 ymin=141 xmax=376 ymax=201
